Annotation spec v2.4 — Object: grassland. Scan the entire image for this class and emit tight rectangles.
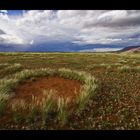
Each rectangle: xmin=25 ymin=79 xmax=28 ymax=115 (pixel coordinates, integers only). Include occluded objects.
xmin=0 ymin=52 xmax=140 ymax=130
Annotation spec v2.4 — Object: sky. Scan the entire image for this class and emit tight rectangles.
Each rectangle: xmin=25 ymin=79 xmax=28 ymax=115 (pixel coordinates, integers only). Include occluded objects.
xmin=0 ymin=10 xmax=140 ymax=52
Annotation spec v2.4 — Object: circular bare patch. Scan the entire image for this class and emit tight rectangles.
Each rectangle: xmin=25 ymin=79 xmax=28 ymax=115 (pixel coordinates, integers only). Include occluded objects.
xmin=10 ymin=76 xmax=82 ymax=103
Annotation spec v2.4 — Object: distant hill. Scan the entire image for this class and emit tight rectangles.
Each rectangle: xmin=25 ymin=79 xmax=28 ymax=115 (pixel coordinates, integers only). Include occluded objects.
xmin=0 ymin=42 xmax=122 ymax=52
xmin=117 ymin=46 xmax=140 ymax=53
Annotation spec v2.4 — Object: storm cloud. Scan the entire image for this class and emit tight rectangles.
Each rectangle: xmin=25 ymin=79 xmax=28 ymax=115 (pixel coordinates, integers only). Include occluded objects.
xmin=0 ymin=29 xmax=5 ymax=35
xmin=83 ymin=10 xmax=140 ymax=28
xmin=0 ymin=10 xmax=140 ymax=47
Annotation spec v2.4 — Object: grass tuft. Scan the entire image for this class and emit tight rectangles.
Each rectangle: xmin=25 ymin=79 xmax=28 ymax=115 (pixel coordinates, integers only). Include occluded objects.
xmin=11 ymin=99 xmax=27 ymax=124
xmin=57 ymin=97 xmax=69 ymax=125
xmin=0 ymin=94 xmax=9 ymax=116
xmin=41 ymin=90 xmax=56 ymax=125
xmin=118 ymin=65 xmax=131 ymax=72
xmin=76 ymin=74 xmax=98 ymax=112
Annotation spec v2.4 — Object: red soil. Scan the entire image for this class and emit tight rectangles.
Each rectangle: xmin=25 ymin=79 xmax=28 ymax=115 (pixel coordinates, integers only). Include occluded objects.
xmin=10 ymin=76 xmax=82 ymax=104
xmin=0 ymin=76 xmax=82 ymax=128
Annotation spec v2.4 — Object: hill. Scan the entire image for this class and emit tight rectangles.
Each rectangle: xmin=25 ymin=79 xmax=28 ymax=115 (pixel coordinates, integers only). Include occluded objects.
xmin=117 ymin=46 xmax=140 ymax=53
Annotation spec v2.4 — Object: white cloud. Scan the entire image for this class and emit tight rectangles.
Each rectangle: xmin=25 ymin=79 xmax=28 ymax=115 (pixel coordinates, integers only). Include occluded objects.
xmin=30 ymin=40 xmax=34 ymax=45
xmin=1 ymin=10 xmax=140 ymax=47
xmin=98 ymin=10 xmax=127 ymax=20
xmin=0 ymin=34 xmax=24 ymax=44
xmin=80 ymin=48 xmax=122 ymax=52
xmin=0 ymin=10 xmax=8 ymax=14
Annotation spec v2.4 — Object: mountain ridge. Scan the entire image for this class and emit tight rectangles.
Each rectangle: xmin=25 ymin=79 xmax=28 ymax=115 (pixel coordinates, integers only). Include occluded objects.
xmin=0 ymin=42 xmax=123 ymax=52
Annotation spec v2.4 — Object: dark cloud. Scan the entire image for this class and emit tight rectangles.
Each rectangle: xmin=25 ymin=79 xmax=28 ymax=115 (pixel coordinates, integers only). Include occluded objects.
xmin=0 ymin=29 xmax=5 ymax=35
xmin=83 ymin=18 xmax=140 ymax=28
xmin=86 ymin=18 xmax=140 ymax=28
xmin=128 ymin=33 xmax=140 ymax=39
xmin=83 ymin=11 xmax=140 ymax=29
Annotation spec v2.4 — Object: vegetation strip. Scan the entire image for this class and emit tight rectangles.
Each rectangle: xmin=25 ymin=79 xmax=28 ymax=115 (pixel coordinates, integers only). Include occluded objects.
xmin=0 ymin=68 xmax=98 ymax=127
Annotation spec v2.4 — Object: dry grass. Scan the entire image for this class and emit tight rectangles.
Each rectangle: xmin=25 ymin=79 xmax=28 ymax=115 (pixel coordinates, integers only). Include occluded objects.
xmin=0 ymin=52 xmax=140 ymax=130
xmin=57 ymin=97 xmax=69 ymax=125
xmin=0 ymin=67 xmax=97 ymax=128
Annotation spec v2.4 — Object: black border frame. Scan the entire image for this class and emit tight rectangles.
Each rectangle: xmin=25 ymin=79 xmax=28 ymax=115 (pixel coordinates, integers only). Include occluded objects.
xmin=1 ymin=130 xmax=140 ymax=139
xmin=0 ymin=0 xmax=140 ymax=139
xmin=0 ymin=0 xmax=140 ymax=10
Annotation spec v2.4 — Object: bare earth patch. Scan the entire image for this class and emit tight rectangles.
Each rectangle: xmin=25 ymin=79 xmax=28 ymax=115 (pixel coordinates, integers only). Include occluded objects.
xmin=10 ymin=76 xmax=82 ymax=104
xmin=0 ymin=76 xmax=82 ymax=129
